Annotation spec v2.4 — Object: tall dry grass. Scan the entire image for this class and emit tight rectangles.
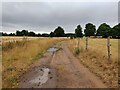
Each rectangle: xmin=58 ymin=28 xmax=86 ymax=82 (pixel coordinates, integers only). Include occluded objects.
xmin=2 ymin=37 xmax=66 ymax=88
xmin=68 ymin=38 xmax=118 ymax=88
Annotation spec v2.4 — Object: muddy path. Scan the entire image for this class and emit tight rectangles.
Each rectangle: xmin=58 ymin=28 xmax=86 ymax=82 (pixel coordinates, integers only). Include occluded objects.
xmin=19 ymin=41 xmax=107 ymax=88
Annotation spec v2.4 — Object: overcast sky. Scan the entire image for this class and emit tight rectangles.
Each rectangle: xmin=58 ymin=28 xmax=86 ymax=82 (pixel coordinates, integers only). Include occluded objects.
xmin=2 ymin=1 xmax=119 ymax=34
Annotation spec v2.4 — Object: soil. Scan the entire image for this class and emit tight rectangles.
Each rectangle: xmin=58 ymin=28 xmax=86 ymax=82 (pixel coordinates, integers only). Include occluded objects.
xmin=19 ymin=41 xmax=107 ymax=88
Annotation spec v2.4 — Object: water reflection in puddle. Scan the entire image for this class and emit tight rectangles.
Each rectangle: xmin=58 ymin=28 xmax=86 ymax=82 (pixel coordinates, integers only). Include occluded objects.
xmin=47 ymin=47 xmax=58 ymax=52
xmin=29 ymin=67 xmax=50 ymax=85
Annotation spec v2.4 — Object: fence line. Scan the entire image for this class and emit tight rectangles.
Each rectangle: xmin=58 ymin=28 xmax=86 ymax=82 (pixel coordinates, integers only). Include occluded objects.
xmin=107 ymin=37 xmax=111 ymax=64
xmin=77 ymin=37 xmax=111 ymax=63
xmin=86 ymin=37 xmax=88 ymax=50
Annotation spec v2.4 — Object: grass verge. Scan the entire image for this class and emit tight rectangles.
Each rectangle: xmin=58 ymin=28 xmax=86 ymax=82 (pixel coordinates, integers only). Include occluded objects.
xmin=68 ymin=38 xmax=118 ymax=88
xmin=2 ymin=37 xmax=66 ymax=88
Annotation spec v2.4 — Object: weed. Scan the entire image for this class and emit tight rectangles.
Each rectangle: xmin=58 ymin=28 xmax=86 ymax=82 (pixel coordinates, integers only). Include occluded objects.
xmin=7 ymin=76 xmax=17 ymax=83
xmin=68 ymin=38 xmax=118 ymax=87
xmin=74 ymin=47 xmax=80 ymax=55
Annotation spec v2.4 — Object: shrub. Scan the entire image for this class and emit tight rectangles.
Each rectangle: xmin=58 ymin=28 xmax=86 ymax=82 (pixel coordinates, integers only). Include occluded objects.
xmin=75 ymin=47 xmax=80 ymax=55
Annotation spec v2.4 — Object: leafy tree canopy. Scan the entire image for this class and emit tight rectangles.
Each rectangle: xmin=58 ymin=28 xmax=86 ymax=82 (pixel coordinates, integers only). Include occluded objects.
xmin=84 ymin=23 xmax=96 ymax=37
xmin=75 ymin=25 xmax=83 ymax=37
xmin=96 ymin=23 xmax=111 ymax=38
xmin=54 ymin=26 xmax=65 ymax=37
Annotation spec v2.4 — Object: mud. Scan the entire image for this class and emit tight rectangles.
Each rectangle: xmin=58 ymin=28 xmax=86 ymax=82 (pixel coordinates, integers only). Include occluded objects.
xmin=19 ymin=41 xmax=107 ymax=88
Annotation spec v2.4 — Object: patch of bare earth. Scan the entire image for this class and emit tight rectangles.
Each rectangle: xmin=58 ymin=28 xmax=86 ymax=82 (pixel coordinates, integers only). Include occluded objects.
xmin=68 ymin=39 xmax=118 ymax=88
xmin=19 ymin=41 xmax=106 ymax=88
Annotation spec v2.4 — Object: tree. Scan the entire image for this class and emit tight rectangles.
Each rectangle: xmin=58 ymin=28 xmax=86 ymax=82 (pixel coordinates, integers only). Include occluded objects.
xmin=28 ymin=31 xmax=36 ymax=36
xmin=65 ymin=33 xmax=75 ymax=37
xmin=21 ymin=30 xmax=29 ymax=36
xmin=111 ymin=23 xmax=120 ymax=38
xmin=41 ymin=33 xmax=49 ymax=37
xmin=16 ymin=30 xmax=29 ymax=36
xmin=54 ymin=26 xmax=65 ymax=37
xmin=84 ymin=23 xmax=96 ymax=37
xmin=9 ymin=33 xmax=15 ymax=36
xmin=50 ymin=32 xmax=54 ymax=37
xmin=36 ymin=33 xmax=41 ymax=37
xmin=75 ymin=25 xmax=83 ymax=37
xmin=2 ymin=32 xmax=8 ymax=36
xmin=0 ymin=32 xmax=2 ymax=36
xmin=16 ymin=30 xmax=22 ymax=36
xmin=96 ymin=23 xmax=111 ymax=38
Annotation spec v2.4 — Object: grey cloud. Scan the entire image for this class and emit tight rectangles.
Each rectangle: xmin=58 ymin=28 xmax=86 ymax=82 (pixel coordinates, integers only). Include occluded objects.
xmin=2 ymin=2 xmax=118 ymax=33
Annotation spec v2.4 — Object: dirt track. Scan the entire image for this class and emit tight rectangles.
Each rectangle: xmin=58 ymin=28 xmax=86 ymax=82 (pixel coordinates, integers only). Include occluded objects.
xmin=19 ymin=41 xmax=107 ymax=88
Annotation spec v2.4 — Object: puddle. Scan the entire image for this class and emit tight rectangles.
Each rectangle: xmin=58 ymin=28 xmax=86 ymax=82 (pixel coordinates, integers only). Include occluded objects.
xmin=47 ymin=47 xmax=58 ymax=52
xmin=29 ymin=67 xmax=50 ymax=85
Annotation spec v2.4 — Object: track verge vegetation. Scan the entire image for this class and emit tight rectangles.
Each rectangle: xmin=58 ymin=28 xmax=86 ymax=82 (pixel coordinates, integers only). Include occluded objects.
xmin=2 ymin=37 xmax=66 ymax=88
xmin=68 ymin=38 xmax=118 ymax=88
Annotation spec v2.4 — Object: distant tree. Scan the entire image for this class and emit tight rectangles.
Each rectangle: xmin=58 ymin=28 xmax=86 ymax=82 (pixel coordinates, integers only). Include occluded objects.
xmin=2 ymin=32 xmax=8 ymax=36
xmin=41 ymin=33 xmax=49 ymax=37
xmin=21 ymin=30 xmax=29 ymax=36
xmin=0 ymin=32 xmax=2 ymax=36
xmin=110 ymin=28 xmax=116 ymax=38
xmin=16 ymin=30 xmax=29 ymax=36
xmin=9 ymin=33 xmax=15 ymax=36
xmin=110 ymin=23 xmax=120 ymax=38
xmin=84 ymin=23 xmax=96 ymax=37
xmin=35 ymin=33 xmax=41 ymax=37
xmin=28 ymin=31 xmax=36 ymax=36
xmin=54 ymin=26 xmax=65 ymax=37
xmin=50 ymin=32 xmax=54 ymax=37
xmin=37 ymin=33 xmax=41 ymax=37
xmin=65 ymin=33 xmax=75 ymax=37
xmin=96 ymin=23 xmax=111 ymax=38
xmin=75 ymin=25 xmax=83 ymax=37
xmin=16 ymin=30 xmax=22 ymax=36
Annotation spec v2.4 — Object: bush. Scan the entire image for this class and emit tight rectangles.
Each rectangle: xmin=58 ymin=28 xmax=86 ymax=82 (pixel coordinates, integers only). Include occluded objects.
xmin=75 ymin=47 xmax=80 ymax=55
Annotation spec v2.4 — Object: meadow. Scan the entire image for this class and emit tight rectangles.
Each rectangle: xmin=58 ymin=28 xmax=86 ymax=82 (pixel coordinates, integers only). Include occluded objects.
xmin=2 ymin=37 xmax=66 ymax=88
xmin=68 ymin=38 xmax=118 ymax=87
xmin=2 ymin=36 xmax=40 ymax=43
xmin=2 ymin=36 xmax=119 ymax=88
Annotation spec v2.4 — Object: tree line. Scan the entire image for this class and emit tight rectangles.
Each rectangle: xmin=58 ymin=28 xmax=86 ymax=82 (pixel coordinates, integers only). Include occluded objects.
xmin=2 ymin=23 xmax=120 ymax=38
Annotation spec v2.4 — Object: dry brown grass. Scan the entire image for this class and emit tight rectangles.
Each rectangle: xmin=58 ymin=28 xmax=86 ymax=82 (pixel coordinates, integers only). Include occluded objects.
xmin=2 ymin=37 xmax=66 ymax=88
xmin=2 ymin=36 xmax=40 ymax=43
xmin=68 ymin=38 xmax=118 ymax=88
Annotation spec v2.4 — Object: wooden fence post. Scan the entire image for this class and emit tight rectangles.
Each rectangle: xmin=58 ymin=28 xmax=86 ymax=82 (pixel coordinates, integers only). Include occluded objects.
xmin=107 ymin=37 xmax=111 ymax=64
xmin=86 ymin=37 xmax=88 ymax=50
xmin=77 ymin=38 xmax=80 ymax=48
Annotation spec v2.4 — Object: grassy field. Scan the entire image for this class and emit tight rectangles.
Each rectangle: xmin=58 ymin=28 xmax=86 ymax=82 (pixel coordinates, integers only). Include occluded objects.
xmin=2 ymin=37 xmax=66 ymax=88
xmin=2 ymin=37 xmax=119 ymax=88
xmin=2 ymin=36 xmax=40 ymax=43
xmin=68 ymin=38 xmax=118 ymax=87
xmin=0 ymin=45 xmax=1 ymax=89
